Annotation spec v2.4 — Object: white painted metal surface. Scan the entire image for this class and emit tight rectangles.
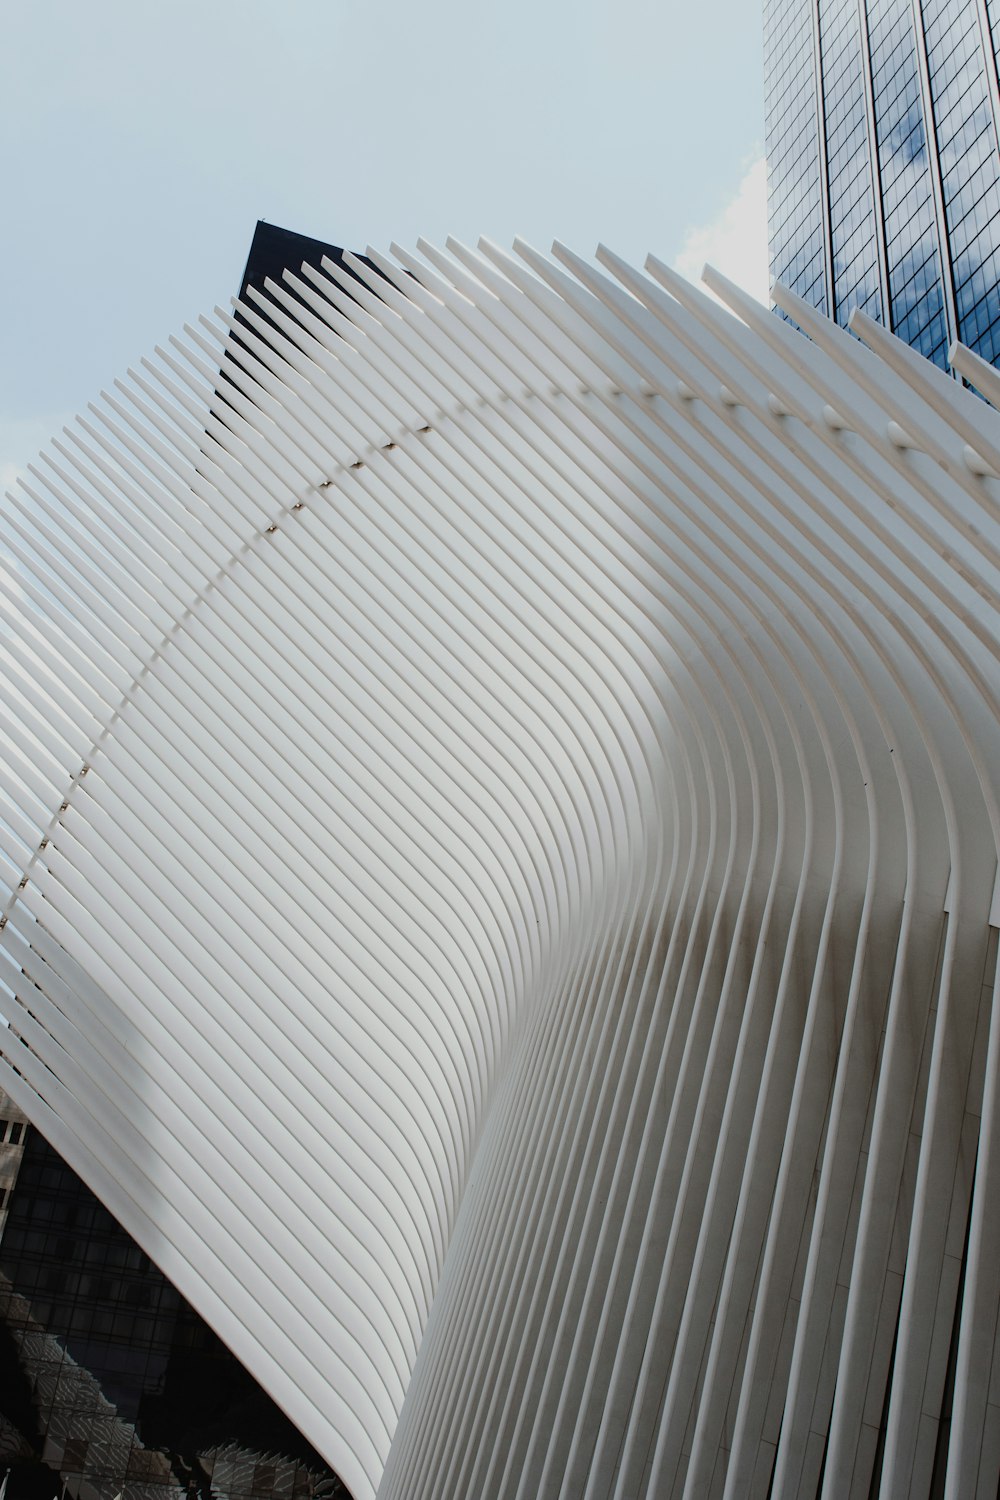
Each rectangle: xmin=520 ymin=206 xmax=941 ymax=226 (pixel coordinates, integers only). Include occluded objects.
xmin=0 ymin=242 xmax=997 ymax=1500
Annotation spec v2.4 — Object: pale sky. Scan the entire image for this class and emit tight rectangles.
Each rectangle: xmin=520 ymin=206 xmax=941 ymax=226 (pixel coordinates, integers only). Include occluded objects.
xmin=1 ymin=0 xmax=767 ymax=486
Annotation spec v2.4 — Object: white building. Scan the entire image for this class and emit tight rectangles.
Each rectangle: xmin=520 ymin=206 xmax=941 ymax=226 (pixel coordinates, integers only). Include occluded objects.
xmin=0 ymin=240 xmax=997 ymax=1500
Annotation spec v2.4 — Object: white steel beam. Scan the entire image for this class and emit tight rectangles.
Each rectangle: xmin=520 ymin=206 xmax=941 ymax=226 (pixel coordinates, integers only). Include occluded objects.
xmin=1 ymin=242 xmax=997 ymax=1500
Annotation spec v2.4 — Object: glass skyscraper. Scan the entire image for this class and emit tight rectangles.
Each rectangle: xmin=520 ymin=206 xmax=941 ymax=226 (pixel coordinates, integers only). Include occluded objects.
xmin=765 ymin=0 xmax=1000 ymax=369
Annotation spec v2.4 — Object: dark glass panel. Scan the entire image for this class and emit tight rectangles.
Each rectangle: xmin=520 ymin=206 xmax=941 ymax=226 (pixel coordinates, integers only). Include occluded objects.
xmin=0 ymin=1130 xmax=350 ymax=1500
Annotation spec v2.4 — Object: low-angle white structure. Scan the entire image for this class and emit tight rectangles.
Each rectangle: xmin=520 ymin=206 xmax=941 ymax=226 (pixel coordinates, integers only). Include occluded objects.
xmin=0 ymin=240 xmax=998 ymax=1500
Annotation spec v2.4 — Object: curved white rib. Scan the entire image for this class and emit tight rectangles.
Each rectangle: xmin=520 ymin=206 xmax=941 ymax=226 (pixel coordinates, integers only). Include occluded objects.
xmin=1 ymin=242 xmax=998 ymax=1500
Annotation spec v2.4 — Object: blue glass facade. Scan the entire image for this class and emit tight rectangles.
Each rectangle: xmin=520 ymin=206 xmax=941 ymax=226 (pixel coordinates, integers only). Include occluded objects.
xmin=767 ymin=0 xmax=1000 ymax=370
xmin=765 ymin=0 xmax=830 ymax=311
xmin=868 ymin=0 xmax=951 ymax=364
xmin=820 ymin=0 xmax=883 ymax=321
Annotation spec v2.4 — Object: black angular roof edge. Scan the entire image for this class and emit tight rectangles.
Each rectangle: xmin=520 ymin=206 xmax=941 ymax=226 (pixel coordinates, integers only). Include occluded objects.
xmin=242 ymin=221 xmax=347 ymax=299
xmin=238 ymin=219 xmax=387 ymax=315
xmin=228 ymin=222 xmax=401 ymax=377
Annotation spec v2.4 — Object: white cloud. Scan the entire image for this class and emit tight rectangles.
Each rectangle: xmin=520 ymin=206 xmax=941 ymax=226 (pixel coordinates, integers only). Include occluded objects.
xmin=673 ymin=155 xmax=769 ymax=307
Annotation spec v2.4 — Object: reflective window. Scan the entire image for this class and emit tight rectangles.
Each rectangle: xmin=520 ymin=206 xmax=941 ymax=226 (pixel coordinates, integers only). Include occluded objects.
xmin=766 ymin=0 xmax=829 ymax=311
xmin=867 ymin=0 xmax=951 ymax=366
xmin=821 ymin=0 xmax=883 ymax=324
xmin=910 ymin=0 xmax=1000 ymax=362
xmin=767 ymin=0 xmax=1000 ymax=371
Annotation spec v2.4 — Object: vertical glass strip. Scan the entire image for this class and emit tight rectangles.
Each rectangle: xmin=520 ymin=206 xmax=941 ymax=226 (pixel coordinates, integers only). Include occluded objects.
xmin=986 ymin=0 xmax=1000 ymax=70
xmin=766 ymin=0 xmax=830 ymax=311
xmin=922 ymin=0 xmax=1000 ymax=364
xmin=819 ymin=0 xmax=884 ymax=324
xmin=867 ymin=0 xmax=951 ymax=365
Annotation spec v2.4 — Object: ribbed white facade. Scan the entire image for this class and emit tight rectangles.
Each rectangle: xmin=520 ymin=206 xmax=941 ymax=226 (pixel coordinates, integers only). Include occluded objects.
xmin=0 ymin=241 xmax=997 ymax=1500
